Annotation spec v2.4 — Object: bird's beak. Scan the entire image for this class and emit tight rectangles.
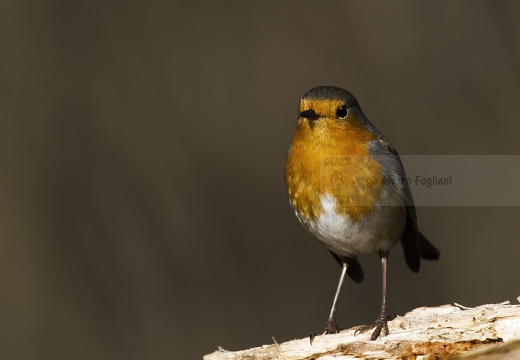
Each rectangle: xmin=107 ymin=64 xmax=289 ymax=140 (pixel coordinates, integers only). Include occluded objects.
xmin=299 ymin=109 xmax=320 ymax=129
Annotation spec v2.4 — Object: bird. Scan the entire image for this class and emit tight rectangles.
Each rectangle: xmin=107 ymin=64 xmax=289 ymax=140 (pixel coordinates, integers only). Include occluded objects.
xmin=284 ymin=86 xmax=439 ymax=340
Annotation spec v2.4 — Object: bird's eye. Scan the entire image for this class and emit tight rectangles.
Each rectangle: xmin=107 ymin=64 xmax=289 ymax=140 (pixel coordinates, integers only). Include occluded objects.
xmin=336 ymin=105 xmax=348 ymax=119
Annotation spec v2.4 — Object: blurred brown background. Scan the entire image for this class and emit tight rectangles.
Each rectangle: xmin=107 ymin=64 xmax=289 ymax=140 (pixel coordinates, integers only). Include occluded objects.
xmin=1 ymin=1 xmax=520 ymax=359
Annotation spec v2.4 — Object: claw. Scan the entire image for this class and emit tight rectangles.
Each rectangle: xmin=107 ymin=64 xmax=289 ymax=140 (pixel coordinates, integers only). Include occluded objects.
xmin=354 ymin=324 xmax=369 ymax=337
xmin=309 ymin=333 xmax=317 ymax=346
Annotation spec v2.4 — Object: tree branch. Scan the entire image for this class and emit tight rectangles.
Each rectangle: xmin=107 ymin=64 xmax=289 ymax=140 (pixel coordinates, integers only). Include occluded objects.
xmin=204 ymin=299 xmax=520 ymax=359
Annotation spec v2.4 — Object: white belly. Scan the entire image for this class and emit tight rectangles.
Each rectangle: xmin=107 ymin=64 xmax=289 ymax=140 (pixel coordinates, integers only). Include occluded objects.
xmin=295 ymin=194 xmax=406 ymax=257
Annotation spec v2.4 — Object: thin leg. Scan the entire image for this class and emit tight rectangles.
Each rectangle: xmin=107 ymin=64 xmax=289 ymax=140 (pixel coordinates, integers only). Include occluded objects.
xmin=355 ymin=250 xmax=390 ymax=340
xmin=324 ymin=260 xmax=348 ymax=334
xmin=371 ymin=250 xmax=389 ymax=340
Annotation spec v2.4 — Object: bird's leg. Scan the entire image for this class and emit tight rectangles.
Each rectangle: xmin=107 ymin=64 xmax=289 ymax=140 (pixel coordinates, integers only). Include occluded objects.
xmin=355 ymin=250 xmax=390 ymax=340
xmin=324 ymin=260 xmax=348 ymax=334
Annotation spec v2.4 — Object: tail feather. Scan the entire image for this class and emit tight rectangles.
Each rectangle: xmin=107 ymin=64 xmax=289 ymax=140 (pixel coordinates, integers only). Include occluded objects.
xmin=419 ymin=232 xmax=440 ymax=260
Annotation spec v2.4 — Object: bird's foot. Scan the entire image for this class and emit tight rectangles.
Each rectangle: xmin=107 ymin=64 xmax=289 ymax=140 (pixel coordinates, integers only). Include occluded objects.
xmin=354 ymin=310 xmax=394 ymax=340
xmin=309 ymin=318 xmax=342 ymax=345
xmin=324 ymin=317 xmax=341 ymax=334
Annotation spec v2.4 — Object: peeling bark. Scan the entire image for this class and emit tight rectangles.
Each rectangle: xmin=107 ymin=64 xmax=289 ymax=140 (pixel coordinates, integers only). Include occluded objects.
xmin=204 ymin=300 xmax=520 ymax=360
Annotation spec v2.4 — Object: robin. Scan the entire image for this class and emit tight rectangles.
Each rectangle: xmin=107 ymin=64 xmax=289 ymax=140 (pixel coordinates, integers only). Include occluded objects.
xmin=284 ymin=86 xmax=439 ymax=340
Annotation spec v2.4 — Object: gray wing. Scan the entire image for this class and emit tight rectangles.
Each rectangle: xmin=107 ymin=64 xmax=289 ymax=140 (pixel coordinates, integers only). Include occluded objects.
xmin=376 ymin=137 xmax=439 ymax=272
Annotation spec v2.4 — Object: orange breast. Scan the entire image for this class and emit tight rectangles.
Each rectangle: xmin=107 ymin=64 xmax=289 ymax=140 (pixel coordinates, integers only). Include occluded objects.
xmin=285 ymin=112 xmax=383 ymax=221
